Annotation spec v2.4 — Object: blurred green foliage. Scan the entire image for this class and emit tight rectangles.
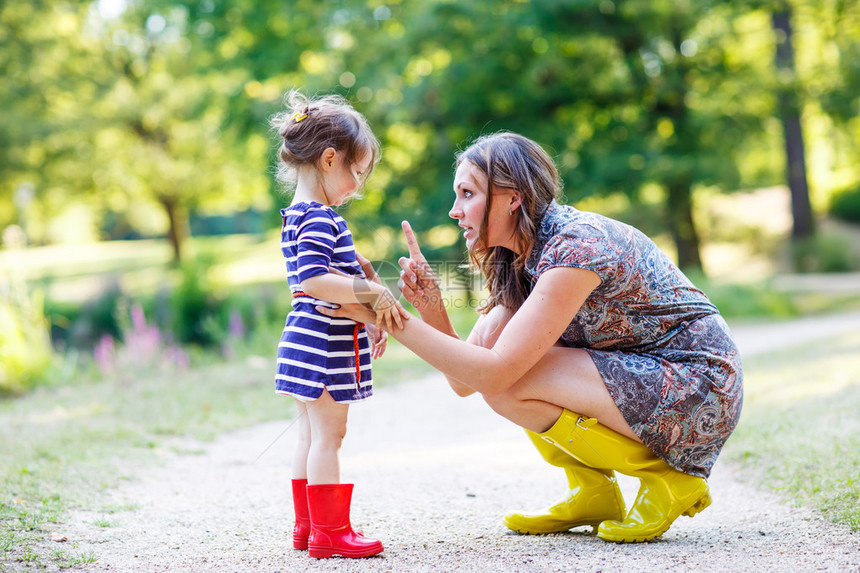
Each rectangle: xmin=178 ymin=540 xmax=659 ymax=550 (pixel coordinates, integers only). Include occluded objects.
xmin=0 ymin=283 xmax=54 ymax=397
xmin=165 ymin=255 xmax=224 ymax=346
xmin=792 ymin=232 xmax=857 ymax=274
xmin=689 ymin=273 xmax=799 ymax=319
xmin=830 ymin=185 xmax=860 ymax=224
xmin=44 ymin=259 xmax=290 ymax=354
xmin=2 ymin=0 xmax=859 ymax=271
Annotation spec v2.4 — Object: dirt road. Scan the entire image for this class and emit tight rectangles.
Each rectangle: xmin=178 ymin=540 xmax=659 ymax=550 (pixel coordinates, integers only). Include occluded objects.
xmin=54 ymin=312 xmax=860 ymax=572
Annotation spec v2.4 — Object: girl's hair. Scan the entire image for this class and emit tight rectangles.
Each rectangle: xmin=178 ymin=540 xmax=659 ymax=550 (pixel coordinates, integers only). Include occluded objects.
xmin=456 ymin=132 xmax=561 ymax=313
xmin=270 ymin=89 xmax=380 ymax=192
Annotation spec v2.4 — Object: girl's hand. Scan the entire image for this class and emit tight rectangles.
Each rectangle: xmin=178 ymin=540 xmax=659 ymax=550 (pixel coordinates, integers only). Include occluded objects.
xmin=371 ymin=287 xmax=411 ymax=331
xmin=365 ymin=323 xmax=388 ymax=359
xmin=398 ymin=221 xmax=443 ymax=314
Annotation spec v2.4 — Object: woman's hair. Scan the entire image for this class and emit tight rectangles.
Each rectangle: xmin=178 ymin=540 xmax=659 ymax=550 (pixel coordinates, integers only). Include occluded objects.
xmin=270 ymin=89 xmax=380 ymax=192
xmin=456 ymin=132 xmax=561 ymax=313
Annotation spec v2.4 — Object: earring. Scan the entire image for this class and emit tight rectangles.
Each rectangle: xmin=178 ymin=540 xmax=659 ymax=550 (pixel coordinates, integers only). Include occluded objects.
xmin=509 ymin=207 xmax=514 ymax=216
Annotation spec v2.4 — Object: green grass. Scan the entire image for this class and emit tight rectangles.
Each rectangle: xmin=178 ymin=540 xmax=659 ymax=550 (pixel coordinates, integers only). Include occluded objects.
xmin=723 ymin=332 xmax=860 ymax=531
xmin=691 ymin=273 xmax=860 ymax=319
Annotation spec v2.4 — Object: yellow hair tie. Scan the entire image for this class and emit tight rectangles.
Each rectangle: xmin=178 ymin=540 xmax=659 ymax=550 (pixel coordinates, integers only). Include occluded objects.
xmin=293 ymin=112 xmax=308 ymax=123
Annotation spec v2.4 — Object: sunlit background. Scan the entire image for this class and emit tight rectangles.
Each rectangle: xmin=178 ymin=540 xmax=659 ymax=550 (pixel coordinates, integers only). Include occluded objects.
xmin=2 ymin=0 xmax=859 ymax=392
xmin=2 ymin=3 xmax=860 ymax=568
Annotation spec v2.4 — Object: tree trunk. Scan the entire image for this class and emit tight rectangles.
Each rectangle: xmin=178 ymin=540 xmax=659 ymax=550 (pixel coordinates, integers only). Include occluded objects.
xmin=663 ymin=27 xmax=703 ymax=275
xmin=159 ymin=196 xmax=188 ymax=264
xmin=773 ymin=7 xmax=814 ymax=240
xmin=666 ymin=178 xmax=703 ymax=274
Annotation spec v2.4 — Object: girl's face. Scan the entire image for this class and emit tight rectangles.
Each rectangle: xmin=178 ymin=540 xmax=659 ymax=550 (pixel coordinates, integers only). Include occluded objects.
xmin=449 ymin=161 xmax=522 ymax=253
xmin=323 ymin=149 xmax=372 ymax=206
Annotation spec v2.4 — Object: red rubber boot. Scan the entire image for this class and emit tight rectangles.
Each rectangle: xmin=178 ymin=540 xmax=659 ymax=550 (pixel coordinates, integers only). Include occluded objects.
xmin=291 ymin=479 xmax=310 ymax=550
xmin=306 ymin=484 xmax=384 ymax=559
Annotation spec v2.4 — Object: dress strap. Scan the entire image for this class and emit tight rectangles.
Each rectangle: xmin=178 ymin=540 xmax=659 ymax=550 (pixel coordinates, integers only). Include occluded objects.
xmin=352 ymin=322 xmax=364 ymax=389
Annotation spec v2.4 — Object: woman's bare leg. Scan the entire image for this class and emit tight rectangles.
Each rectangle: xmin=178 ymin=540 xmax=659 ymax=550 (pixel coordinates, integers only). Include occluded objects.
xmin=305 ymin=390 xmax=350 ymax=484
xmin=474 ymin=306 xmax=639 ymax=441
xmin=481 ymin=346 xmax=641 ymax=441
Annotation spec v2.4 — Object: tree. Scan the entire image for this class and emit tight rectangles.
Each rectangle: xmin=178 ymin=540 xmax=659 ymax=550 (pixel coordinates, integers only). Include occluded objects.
xmin=0 ymin=1 xmax=114 ymax=243
xmin=772 ymin=1 xmax=814 ymax=240
xmin=86 ymin=1 xmax=278 ymax=261
xmin=812 ymin=0 xmax=860 ymax=191
xmin=327 ymin=0 xmax=764 ymax=273
xmin=5 ymin=0 xmax=853 ymax=276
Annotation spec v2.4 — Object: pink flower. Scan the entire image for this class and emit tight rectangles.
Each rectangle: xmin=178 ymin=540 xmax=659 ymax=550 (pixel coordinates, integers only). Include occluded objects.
xmin=228 ymin=310 xmax=245 ymax=339
xmin=94 ymin=335 xmax=115 ymax=374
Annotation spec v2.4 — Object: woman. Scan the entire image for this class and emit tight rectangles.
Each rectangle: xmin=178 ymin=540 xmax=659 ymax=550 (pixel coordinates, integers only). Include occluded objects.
xmin=319 ymin=132 xmax=743 ymax=543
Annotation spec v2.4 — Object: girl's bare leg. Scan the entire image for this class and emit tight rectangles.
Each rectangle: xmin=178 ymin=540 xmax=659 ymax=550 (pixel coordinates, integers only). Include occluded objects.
xmin=305 ymin=390 xmax=350 ymax=484
xmin=291 ymin=399 xmax=311 ymax=479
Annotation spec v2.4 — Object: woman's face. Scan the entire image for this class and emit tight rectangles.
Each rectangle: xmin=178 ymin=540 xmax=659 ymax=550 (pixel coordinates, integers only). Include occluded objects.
xmin=449 ymin=160 xmax=521 ymax=253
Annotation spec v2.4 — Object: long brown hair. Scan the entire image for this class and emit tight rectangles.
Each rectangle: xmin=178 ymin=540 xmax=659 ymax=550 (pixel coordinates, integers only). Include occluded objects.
xmin=456 ymin=132 xmax=561 ymax=312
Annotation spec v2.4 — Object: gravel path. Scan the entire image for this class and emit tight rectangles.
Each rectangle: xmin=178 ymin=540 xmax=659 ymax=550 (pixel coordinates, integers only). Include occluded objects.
xmin=54 ymin=312 xmax=860 ymax=572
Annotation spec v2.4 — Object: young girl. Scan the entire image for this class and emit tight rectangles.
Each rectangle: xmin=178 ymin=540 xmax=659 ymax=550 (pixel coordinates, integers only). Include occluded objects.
xmin=271 ymin=90 xmax=408 ymax=559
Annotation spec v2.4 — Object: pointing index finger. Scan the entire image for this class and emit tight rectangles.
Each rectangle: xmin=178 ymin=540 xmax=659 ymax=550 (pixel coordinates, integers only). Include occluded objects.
xmin=401 ymin=220 xmax=424 ymax=261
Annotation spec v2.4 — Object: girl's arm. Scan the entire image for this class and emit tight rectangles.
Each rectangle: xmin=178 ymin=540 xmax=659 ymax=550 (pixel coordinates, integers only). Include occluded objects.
xmin=301 ymin=273 xmax=387 ymax=307
xmin=319 ymin=266 xmax=600 ymax=396
xmin=301 ymin=273 xmax=408 ymax=330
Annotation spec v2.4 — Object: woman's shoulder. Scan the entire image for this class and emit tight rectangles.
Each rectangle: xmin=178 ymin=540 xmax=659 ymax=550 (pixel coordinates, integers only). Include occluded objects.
xmin=539 ymin=202 xmax=633 ymax=244
xmin=527 ymin=202 xmax=651 ymax=279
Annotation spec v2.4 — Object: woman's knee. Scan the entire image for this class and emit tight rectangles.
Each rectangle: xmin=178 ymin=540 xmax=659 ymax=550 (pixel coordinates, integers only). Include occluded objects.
xmin=481 ymin=383 xmax=524 ymax=416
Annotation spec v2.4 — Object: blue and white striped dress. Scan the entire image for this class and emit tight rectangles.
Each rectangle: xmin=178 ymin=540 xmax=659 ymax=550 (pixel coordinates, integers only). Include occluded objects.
xmin=275 ymin=201 xmax=372 ymax=403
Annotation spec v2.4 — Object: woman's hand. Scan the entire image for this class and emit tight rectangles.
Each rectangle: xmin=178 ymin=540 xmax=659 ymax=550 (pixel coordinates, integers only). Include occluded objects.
xmin=354 ymin=250 xmax=378 ymax=282
xmin=316 ymin=302 xmax=377 ymax=326
xmin=315 ymin=263 xmax=409 ymax=330
xmin=398 ymin=221 xmax=443 ymax=314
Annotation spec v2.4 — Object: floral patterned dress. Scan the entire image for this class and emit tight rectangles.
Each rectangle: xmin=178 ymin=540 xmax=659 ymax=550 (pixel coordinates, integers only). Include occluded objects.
xmin=525 ymin=201 xmax=743 ymax=478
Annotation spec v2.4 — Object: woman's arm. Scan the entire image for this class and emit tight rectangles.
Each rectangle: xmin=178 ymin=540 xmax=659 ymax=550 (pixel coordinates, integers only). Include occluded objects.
xmin=444 ymin=305 xmax=516 ymax=397
xmin=320 ymin=266 xmax=600 ymax=396
xmin=397 ymin=220 xmax=484 ymax=395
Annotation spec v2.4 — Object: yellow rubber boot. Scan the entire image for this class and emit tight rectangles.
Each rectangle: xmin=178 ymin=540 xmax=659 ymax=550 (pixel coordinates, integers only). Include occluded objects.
xmin=503 ymin=430 xmax=626 ymax=534
xmin=539 ymin=409 xmax=711 ymax=543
